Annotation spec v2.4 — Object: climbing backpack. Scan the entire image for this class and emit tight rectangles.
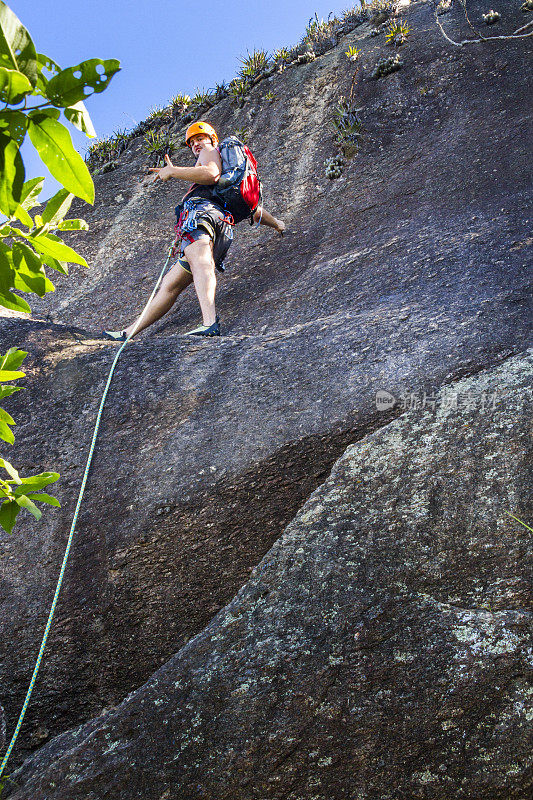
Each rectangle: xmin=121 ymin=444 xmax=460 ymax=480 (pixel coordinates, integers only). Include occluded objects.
xmin=213 ymin=136 xmax=262 ymax=224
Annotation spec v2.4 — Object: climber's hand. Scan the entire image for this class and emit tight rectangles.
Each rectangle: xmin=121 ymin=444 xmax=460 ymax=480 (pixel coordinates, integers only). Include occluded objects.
xmin=149 ymin=154 xmax=176 ymax=183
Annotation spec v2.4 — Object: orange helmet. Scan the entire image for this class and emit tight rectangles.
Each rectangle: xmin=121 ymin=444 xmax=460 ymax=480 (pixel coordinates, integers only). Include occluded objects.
xmin=185 ymin=121 xmax=219 ymax=148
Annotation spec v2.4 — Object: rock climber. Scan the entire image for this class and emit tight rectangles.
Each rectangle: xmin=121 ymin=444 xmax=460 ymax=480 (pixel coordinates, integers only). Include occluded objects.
xmin=103 ymin=120 xmax=285 ymax=340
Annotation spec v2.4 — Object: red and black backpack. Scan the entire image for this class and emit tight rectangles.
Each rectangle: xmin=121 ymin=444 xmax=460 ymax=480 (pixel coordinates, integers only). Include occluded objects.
xmin=213 ymin=136 xmax=262 ymax=224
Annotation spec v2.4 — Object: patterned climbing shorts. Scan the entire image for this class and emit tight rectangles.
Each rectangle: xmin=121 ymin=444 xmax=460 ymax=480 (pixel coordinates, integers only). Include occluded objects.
xmin=175 ymin=198 xmax=234 ymax=273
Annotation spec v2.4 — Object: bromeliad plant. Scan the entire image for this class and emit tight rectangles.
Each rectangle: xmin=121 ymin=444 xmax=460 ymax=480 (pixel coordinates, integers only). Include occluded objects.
xmin=385 ymin=18 xmax=410 ymax=46
xmin=272 ymin=47 xmax=291 ymax=68
xmin=304 ymin=12 xmax=334 ymax=46
xmin=0 ymin=0 xmax=119 ymax=534
xmin=189 ymin=87 xmax=212 ymax=110
xmin=169 ymin=93 xmax=191 ymax=118
xmin=228 ymin=77 xmax=249 ymax=107
xmin=332 ymin=96 xmax=363 ymax=155
xmin=234 ymin=127 xmax=249 ymax=144
xmin=345 ymin=46 xmax=361 ymax=61
xmin=238 ymin=48 xmax=269 ymax=80
xmin=143 ymin=129 xmax=170 ymax=166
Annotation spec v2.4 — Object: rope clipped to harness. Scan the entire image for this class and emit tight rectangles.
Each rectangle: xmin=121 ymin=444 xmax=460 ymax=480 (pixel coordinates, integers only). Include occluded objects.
xmin=0 ymin=236 xmax=178 ymax=783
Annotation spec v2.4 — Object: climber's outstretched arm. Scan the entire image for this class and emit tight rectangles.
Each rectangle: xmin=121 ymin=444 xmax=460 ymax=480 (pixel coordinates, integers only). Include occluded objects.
xmin=148 ymin=153 xmax=221 ymax=185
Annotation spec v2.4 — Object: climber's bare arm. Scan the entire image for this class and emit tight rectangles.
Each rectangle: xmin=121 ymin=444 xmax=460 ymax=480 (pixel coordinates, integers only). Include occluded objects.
xmin=149 ymin=151 xmax=221 ymax=185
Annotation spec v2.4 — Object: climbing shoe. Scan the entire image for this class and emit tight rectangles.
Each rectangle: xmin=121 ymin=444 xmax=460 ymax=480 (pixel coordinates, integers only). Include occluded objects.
xmin=185 ymin=316 xmax=220 ymax=337
xmin=102 ymin=329 xmax=128 ymax=341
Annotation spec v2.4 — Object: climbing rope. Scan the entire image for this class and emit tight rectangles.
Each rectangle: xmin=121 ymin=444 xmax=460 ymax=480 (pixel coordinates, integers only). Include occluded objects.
xmin=0 ymin=236 xmax=178 ymax=781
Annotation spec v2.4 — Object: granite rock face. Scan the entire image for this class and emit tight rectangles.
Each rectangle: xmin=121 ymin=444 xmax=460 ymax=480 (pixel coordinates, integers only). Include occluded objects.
xmin=0 ymin=0 xmax=532 ymax=795
xmin=6 ymin=351 xmax=533 ymax=799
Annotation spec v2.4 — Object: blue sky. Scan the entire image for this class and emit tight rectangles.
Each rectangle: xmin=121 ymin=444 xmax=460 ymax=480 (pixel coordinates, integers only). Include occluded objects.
xmin=11 ymin=0 xmax=361 ymax=199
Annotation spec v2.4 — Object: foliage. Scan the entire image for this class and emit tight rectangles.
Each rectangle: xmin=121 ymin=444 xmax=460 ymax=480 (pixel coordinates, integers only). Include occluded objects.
xmin=0 ymin=1 xmax=119 ymax=533
xmin=238 ymin=49 xmax=269 ymax=80
xmin=86 ymin=128 xmax=129 ymax=168
xmin=345 ymin=46 xmax=361 ymax=61
xmin=143 ymin=128 xmax=170 ymax=165
xmin=369 ymin=0 xmax=395 ymax=21
xmin=341 ymin=5 xmax=367 ymax=25
xmin=189 ymin=87 xmax=211 ymax=109
xmin=169 ymin=93 xmax=190 ymax=117
xmin=146 ymin=104 xmax=171 ymax=124
xmin=272 ymin=47 xmax=291 ymax=66
xmin=228 ymin=77 xmax=249 ymax=106
xmin=522 ymin=0 xmax=533 ymax=11
xmin=0 ymin=347 xmax=61 ymax=532
xmin=304 ymin=12 xmax=333 ymax=45
xmin=234 ymin=127 xmax=249 ymax=144
xmin=264 ymin=90 xmax=275 ymax=102
xmin=332 ymin=96 xmax=362 ymax=155
xmin=371 ymin=53 xmax=404 ymax=78
xmin=325 ymin=155 xmax=343 ymax=179
xmin=213 ymin=82 xmax=228 ymax=101
xmin=385 ymin=18 xmax=410 ymax=46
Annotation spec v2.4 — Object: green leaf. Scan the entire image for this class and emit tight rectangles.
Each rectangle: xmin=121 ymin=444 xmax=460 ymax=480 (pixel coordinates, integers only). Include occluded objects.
xmin=0 ymin=133 xmax=25 ymax=215
xmin=26 ymin=492 xmax=60 ymax=507
xmin=0 ymin=369 xmax=25 ymax=381
xmin=13 ymin=203 xmax=33 ymax=228
xmin=14 ymin=471 xmax=59 ymax=492
xmin=0 ymin=288 xmax=31 ymax=313
xmin=35 ymin=51 xmax=60 ymax=97
xmin=0 ymin=457 xmax=20 ymax=482
xmin=1 ymin=347 xmax=27 ymax=371
xmin=0 ymin=419 xmax=14 ymax=444
xmin=41 ymin=188 xmax=74 ymax=225
xmin=28 ymin=233 xmax=88 ymax=266
xmin=20 ymin=176 xmax=44 ymax=210
xmin=0 ymin=499 xmax=20 ymax=533
xmin=12 ymin=266 xmax=48 ymax=296
xmin=45 ymin=58 xmax=120 ymax=108
xmin=37 ymin=52 xmax=61 ymax=74
xmin=0 ymin=111 xmax=26 ymax=215
xmin=12 ymin=242 xmax=54 ymax=297
xmin=56 ymin=218 xmax=89 ymax=232
xmin=0 ymin=385 xmax=21 ymax=400
xmin=0 ymin=407 xmax=14 ymax=424
xmin=0 ymin=235 xmax=13 ymax=270
xmin=32 ymin=106 xmax=60 ymax=121
xmin=13 ymin=240 xmax=43 ymax=273
xmin=40 ymin=253 xmax=68 ymax=275
xmin=64 ymin=101 xmax=96 ymax=138
xmin=0 ymin=66 xmax=32 ymax=103
xmin=0 ymin=109 xmax=28 ymax=146
xmin=0 ymin=2 xmax=39 ymax=86
xmin=15 ymin=493 xmax=42 ymax=520
xmin=27 ymin=112 xmax=94 ymax=203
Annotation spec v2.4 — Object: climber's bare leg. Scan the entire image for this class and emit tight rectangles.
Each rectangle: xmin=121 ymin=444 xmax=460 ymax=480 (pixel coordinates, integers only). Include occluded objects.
xmin=253 ymin=206 xmax=285 ymax=234
xmin=184 ymin=237 xmax=218 ymax=326
xmin=124 ymin=262 xmax=193 ymax=338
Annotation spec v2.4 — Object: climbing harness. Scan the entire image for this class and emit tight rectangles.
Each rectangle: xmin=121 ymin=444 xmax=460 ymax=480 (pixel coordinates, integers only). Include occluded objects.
xmin=0 ymin=236 xmax=179 ymax=782
xmin=174 ymin=199 xmax=234 ymax=273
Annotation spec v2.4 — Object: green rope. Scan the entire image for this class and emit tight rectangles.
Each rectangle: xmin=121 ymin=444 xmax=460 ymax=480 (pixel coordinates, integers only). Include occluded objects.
xmin=0 ymin=238 xmax=177 ymax=781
